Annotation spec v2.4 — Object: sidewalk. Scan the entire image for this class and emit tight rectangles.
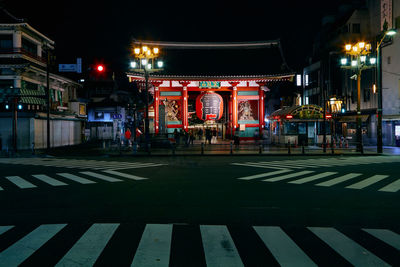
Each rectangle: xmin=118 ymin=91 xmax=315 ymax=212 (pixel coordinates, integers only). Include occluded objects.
xmin=4 ymin=141 xmax=398 ymax=158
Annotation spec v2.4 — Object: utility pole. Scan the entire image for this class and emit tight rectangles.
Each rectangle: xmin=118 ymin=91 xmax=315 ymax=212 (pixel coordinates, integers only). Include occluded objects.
xmin=46 ymin=48 xmax=51 ymax=152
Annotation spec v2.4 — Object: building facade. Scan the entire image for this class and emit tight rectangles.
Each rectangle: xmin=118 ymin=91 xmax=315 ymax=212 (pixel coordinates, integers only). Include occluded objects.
xmin=127 ymin=74 xmax=294 ymax=139
xmin=0 ymin=8 xmax=85 ymax=150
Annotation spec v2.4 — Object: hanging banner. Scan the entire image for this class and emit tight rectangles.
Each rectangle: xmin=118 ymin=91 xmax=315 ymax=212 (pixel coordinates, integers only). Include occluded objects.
xmin=196 ymin=92 xmax=223 ymax=121
xmin=381 ymin=0 xmax=393 ymax=30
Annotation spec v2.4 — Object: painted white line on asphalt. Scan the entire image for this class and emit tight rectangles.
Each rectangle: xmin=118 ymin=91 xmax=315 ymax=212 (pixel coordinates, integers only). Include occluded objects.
xmin=131 ymin=224 xmax=173 ymax=267
xmin=316 ymin=173 xmax=362 ymax=187
xmin=200 ymin=225 xmax=244 ymax=267
xmin=102 ymin=170 xmax=148 ymax=180
xmin=363 ymin=228 xmax=400 ymax=250
xmin=231 ymin=163 xmax=288 ymax=170
xmin=254 ymin=226 xmax=317 ymax=267
xmin=0 ymin=226 xmax=13 ymax=235
xmin=263 ymin=170 xmax=315 ymax=182
xmin=308 ymin=227 xmax=389 ymax=266
xmin=5 ymin=176 xmax=37 ymax=189
xmin=237 ymin=169 xmax=292 ymax=180
xmin=80 ymin=171 xmax=122 ymax=182
xmin=0 ymin=224 xmax=66 ymax=267
xmin=0 ymin=186 xmax=3 ymax=191
xmin=289 ymin=172 xmax=338 ymax=184
xmin=57 ymin=173 xmax=96 ymax=184
xmin=378 ymin=179 xmax=400 ymax=193
xmin=32 ymin=174 xmax=68 ymax=186
xmin=55 ymin=223 xmax=119 ymax=267
xmin=346 ymin=175 xmax=389 ymax=190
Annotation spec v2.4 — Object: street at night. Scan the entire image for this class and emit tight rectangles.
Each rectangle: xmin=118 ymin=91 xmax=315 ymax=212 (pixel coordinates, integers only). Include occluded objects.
xmin=0 ymin=155 xmax=399 ymax=266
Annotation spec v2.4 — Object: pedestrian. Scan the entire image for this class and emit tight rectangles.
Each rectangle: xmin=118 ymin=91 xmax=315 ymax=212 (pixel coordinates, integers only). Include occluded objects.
xmin=205 ymin=128 xmax=212 ymax=145
xmin=234 ymin=128 xmax=240 ymax=148
xmin=124 ymin=128 xmax=132 ymax=147
xmin=189 ymin=130 xmax=194 ymax=145
xmin=173 ymin=129 xmax=180 ymax=146
xmin=212 ymin=128 xmax=217 ymax=144
xmin=198 ymin=128 xmax=203 ymax=141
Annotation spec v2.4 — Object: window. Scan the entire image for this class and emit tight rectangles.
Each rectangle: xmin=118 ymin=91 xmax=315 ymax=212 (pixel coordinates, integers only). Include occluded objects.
xmin=352 ymin=23 xmax=361 ymax=33
xmin=284 ymin=122 xmax=297 ymax=135
xmin=0 ymin=80 xmax=13 ymax=89
xmin=0 ymin=35 xmax=12 ymax=49
xmin=21 ymin=37 xmax=37 ymax=56
xmin=387 ymin=56 xmax=391 ymax=64
xmin=22 ymin=81 xmax=39 ymax=91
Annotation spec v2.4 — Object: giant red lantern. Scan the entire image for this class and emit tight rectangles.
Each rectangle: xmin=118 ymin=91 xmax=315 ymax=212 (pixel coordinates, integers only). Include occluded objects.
xmin=196 ymin=92 xmax=223 ymax=121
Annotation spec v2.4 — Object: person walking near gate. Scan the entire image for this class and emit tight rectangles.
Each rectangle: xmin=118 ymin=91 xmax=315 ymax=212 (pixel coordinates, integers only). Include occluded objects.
xmin=124 ymin=128 xmax=132 ymax=147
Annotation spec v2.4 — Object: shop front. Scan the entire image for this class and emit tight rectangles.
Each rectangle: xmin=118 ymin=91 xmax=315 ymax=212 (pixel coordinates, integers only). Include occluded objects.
xmin=127 ymin=74 xmax=294 ymax=140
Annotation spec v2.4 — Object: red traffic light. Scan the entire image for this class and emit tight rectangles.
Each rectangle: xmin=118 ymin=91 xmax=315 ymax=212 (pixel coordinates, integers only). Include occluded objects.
xmin=96 ymin=65 xmax=105 ymax=72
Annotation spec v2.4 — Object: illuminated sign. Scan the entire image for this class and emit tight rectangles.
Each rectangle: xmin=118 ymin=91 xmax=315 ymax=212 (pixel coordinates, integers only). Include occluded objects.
xmin=196 ymin=92 xmax=223 ymax=121
xmin=198 ymin=81 xmax=221 ymax=89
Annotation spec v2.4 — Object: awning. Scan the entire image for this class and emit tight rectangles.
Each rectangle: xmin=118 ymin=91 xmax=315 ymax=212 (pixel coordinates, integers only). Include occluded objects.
xmin=383 ymin=115 xmax=400 ymax=121
xmin=338 ymin=115 xmax=369 ymax=122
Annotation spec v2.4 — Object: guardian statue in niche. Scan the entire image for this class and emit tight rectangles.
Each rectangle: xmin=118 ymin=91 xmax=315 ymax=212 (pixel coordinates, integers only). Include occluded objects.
xmin=163 ymin=99 xmax=180 ymax=121
xmin=238 ymin=101 xmax=255 ymax=121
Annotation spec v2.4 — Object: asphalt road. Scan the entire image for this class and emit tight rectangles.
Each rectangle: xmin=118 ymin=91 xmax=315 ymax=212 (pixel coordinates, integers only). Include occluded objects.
xmin=0 ymin=155 xmax=399 ymax=266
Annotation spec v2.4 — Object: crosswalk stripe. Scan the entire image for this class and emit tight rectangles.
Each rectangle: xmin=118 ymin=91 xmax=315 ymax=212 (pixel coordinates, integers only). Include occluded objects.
xmin=0 ymin=224 xmax=66 ymax=266
xmin=237 ymin=169 xmax=292 ymax=180
xmin=55 ymin=223 xmax=119 ymax=267
xmin=102 ymin=170 xmax=148 ymax=180
xmin=5 ymin=176 xmax=37 ymax=189
xmin=346 ymin=175 xmax=389 ymax=190
xmin=0 ymin=226 xmax=13 ymax=235
xmin=79 ymin=171 xmax=122 ymax=182
xmin=263 ymin=170 xmax=315 ymax=182
xmin=31 ymin=174 xmax=68 ymax=186
xmin=362 ymin=228 xmax=400 ymax=250
xmin=57 ymin=173 xmax=96 ymax=184
xmin=200 ymin=225 xmax=244 ymax=267
xmin=378 ymin=179 xmax=400 ymax=193
xmin=232 ymin=163 xmax=288 ymax=169
xmin=289 ymin=172 xmax=338 ymax=184
xmin=308 ymin=227 xmax=389 ymax=266
xmin=0 ymin=186 xmax=3 ymax=191
xmin=131 ymin=224 xmax=173 ymax=267
xmin=254 ymin=226 xmax=317 ymax=267
xmin=316 ymin=173 xmax=362 ymax=187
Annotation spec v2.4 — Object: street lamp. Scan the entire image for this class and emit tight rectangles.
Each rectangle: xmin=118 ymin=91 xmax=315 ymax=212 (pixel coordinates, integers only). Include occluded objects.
xmin=341 ymin=41 xmax=375 ymax=153
xmin=376 ymin=28 xmax=397 ymax=153
xmin=130 ymin=45 xmax=163 ymax=150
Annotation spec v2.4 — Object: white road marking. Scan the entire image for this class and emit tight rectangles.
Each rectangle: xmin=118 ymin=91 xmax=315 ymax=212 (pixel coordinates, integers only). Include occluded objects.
xmin=263 ymin=170 xmax=315 ymax=182
xmin=316 ymin=173 xmax=362 ymax=187
xmin=5 ymin=176 xmax=37 ymax=189
xmin=200 ymin=225 xmax=244 ymax=267
xmin=237 ymin=169 xmax=292 ymax=180
xmin=131 ymin=224 xmax=173 ymax=267
xmin=0 ymin=224 xmax=66 ymax=267
xmin=57 ymin=173 xmax=96 ymax=184
xmin=55 ymin=223 xmax=119 ymax=267
xmin=102 ymin=170 xmax=148 ymax=180
xmin=231 ymin=163 xmax=287 ymax=170
xmin=378 ymin=179 xmax=400 ymax=193
xmin=80 ymin=171 xmax=122 ymax=182
xmin=346 ymin=175 xmax=389 ymax=190
xmin=308 ymin=227 xmax=389 ymax=266
xmin=32 ymin=174 xmax=68 ymax=186
xmin=289 ymin=172 xmax=338 ymax=184
xmin=0 ymin=226 xmax=13 ymax=235
xmin=254 ymin=226 xmax=317 ymax=267
xmin=363 ymin=228 xmax=400 ymax=250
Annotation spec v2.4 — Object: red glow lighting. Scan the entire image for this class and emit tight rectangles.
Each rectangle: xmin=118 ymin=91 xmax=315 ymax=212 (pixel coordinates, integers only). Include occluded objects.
xmin=285 ymin=115 xmax=293 ymax=119
xmin=326 ymin=114 xmax=332 ymax=119
xmin=96 ymin=65 xmax=104 ymax=72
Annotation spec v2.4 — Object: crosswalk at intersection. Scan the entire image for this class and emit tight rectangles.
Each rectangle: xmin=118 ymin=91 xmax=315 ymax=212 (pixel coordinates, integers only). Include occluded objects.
xmin=0 ymin=223 xmax=398 ymax=266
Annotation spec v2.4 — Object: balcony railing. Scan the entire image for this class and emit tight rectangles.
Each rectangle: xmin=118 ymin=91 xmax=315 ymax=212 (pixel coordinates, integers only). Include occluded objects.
xmin=0 ymin=47 xmax=46 ymax=63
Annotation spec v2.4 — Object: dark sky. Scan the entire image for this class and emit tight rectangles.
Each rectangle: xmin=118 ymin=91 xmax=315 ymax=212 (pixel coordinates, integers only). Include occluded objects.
xmin=3 ymin=0 xmax=353 ymax=76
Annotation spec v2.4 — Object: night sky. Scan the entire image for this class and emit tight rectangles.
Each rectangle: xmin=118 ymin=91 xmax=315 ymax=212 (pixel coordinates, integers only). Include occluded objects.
xmin=3 ymin=0 xmax=354 ymax=77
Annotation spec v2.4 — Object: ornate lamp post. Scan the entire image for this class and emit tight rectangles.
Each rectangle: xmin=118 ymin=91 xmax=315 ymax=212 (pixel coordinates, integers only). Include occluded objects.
xmin=131 ymin=45 xmax=163 ymax=150
xmin=340 ymin=41 xmax=375 ymax=153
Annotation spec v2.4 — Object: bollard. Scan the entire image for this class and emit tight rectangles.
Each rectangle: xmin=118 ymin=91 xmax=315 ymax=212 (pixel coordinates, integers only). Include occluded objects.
xmin=201 ymin=143 xmax=204 ymax=155
xmin=331 ymin=142 xmax=334 ymax=154
xmin=147 ymin=143 xmax=151 ymax=155
xmin=172 ymin=143 xmax=175 ymax=156
xmin=230 ymin=142 xmax=233 ymax=155
xmin=31 ymin=142 xmax=35 ymax=155
xmin=132 ymin=142 xmax=137 ymax=155
xmin=259 ymin=144 xmax=262 ymax=154
xmin=288 ymin=140 xmax=291 ymax=155
xmin=103 ymin=140 xmax=106 ymax=149
xmin=302 ymin=145 xmax=305 ymax=154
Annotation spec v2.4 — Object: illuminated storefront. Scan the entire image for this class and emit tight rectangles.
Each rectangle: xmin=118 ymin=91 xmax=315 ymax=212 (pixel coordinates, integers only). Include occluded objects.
xmin=128 ymin=74 xmax=294 ymax=139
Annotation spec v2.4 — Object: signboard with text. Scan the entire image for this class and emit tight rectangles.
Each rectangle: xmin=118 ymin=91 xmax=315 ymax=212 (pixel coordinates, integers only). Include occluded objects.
xmin=198 ymin=81 xmax=221 ymax=89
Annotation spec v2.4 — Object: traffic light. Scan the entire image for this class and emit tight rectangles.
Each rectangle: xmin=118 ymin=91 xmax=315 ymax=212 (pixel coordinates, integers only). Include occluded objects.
xmin=96 ymin=64 xmax=105 ymax=72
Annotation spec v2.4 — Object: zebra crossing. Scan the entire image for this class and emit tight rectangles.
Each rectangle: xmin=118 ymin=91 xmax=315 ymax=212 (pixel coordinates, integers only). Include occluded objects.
xmin=0 ymin=170 xmax=148 ymax=192
xmin=232 ymin=157 xmax=400 ymax=193
xmin=0 ymin=157 xmax=166 ymax=171
xmin=0 ymin=223 xmax=398 ymax=266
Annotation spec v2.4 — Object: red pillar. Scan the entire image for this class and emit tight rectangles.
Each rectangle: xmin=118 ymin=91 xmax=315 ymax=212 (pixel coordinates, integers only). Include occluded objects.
xmin=229 ymin=82 xmax=240 ymax=129
xmin=257 ymin=82 xmax=266 ymax=133
xmin=180 ymin=81 xmax=190 ymax=132
xmin=152 ymin=81 xmax=162 ymax=134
